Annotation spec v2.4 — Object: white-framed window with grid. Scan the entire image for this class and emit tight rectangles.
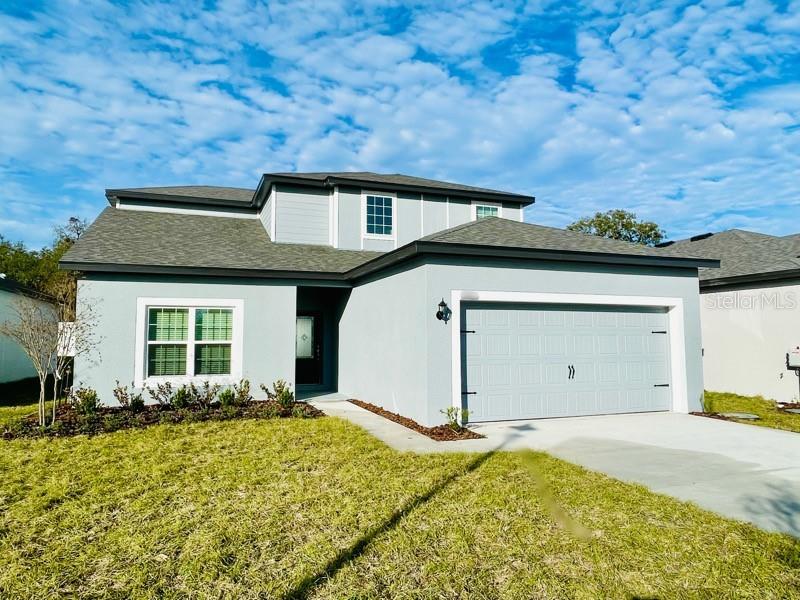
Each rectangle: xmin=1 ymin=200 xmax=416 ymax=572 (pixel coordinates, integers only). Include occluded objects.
xmin=362 ymin=191 xmax=396 ymax=240
xmin=471 ymin=201 xmax=502 ymax=220
xmin=135 ymin=298 xmax=243 ymax=386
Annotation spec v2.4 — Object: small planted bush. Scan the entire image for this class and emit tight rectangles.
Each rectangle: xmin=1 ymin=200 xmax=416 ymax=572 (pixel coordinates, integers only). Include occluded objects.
xmin=440 ymin=406 xmax=469 ymax=431
xmin=113 ymin=381 xmax=145 ymax=412
xmin=219 ymin=388 xmax=235 ymax=408
xmin=147 ymin=382 xmax=174 ymax=407
xmin=261 ymin=380 xmax=295 ymax=409
xmin=192 ymin=381 xmax=220 ymax=410
xmin=72 ymin=387 xmax=100 ymax=417
xmin=172 ymin=386 xmax=192 ymax=410
xmin=233 ymin=379 xmax=253 ymax=406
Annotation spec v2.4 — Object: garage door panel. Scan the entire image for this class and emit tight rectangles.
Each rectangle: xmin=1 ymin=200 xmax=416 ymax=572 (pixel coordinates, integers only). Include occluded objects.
xmin=518 ymin=363 xmax=541 ymax=385
xmin=597 ymin=335 xmax=618 ymax=354
xmin=518 ymin=334 xmax=541 ymax=355
xmin=463 ymin=303 xmax=672 ymax=422
xmin=487 ymin=364 xmax=512 ymax=386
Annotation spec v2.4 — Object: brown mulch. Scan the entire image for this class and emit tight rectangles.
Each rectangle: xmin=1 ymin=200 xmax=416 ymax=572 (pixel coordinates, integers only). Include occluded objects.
xmin=777 ymin=402 xmax=800 ymax=412
xmin=2 ymin=400 xmax=323 ymax=440
xmin=349 ymin=399 xmax=483 ymax=441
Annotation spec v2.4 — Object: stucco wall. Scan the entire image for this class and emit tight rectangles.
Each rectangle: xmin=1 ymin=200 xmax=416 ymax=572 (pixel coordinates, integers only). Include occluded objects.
xmin=338 ymin=258 xmax=705 ymax=427
xmin=0 ymin=289 xmax=49 ymax=383
xmin=700 ymin=280 xmax=800 ymax=402
xmin=75 ymin=276 xmax=296 ymax=405
xmin=338 ymin=264 xmax=430 ymax=424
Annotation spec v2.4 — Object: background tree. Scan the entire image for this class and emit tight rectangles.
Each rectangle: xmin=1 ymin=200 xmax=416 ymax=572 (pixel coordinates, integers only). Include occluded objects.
xmin=567 ymin=209 xmax=665 ymax=246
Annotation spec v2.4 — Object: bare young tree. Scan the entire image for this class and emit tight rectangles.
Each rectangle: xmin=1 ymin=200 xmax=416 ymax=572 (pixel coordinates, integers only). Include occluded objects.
xmin=0 ymin=296 xmax=58 ymax=426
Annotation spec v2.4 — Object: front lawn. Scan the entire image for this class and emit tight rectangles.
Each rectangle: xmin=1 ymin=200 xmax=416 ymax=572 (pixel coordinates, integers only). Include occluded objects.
xmin=704 ymin=390 xmax=800 ymax=433
xmin=1 ymin=410 xmax=799 ymax=598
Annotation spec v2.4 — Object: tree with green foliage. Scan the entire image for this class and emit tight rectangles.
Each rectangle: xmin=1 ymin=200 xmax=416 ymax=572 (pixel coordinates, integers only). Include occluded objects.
xmin=567 ymin=209 xmax=665 ymax=246
xmin=0 ymin=216 xmax=88 ymax=302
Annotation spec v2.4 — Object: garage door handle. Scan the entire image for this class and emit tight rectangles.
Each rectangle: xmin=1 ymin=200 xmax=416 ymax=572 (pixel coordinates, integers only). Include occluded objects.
xmin=461 ymin=330 xmax=476 ymax=334
xmin=568 ymin=365 xmax=575 ymax=379
xmin=651 ymin=330 xmax=667 ymax=334
xmin=654 ymin=384 xmax=670 ymax=387
xmin=462 ymin=391 xmax=477 ymax=395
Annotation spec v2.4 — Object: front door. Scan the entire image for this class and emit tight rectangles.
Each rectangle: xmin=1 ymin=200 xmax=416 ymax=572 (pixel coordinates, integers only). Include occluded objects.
xmin=296 ymin=312 xmax=323 ymax=385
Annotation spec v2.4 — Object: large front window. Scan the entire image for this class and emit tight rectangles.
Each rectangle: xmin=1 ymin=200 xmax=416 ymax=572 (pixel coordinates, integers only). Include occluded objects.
xmin=365 ymin=194 xmax=393 ymax=236
xmin=147 ymin=306 xmax=233 ymax=378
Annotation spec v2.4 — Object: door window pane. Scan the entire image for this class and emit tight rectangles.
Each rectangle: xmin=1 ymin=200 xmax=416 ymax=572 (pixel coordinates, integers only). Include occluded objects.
xmin=296 ymin=316 xmax=314 ymax=358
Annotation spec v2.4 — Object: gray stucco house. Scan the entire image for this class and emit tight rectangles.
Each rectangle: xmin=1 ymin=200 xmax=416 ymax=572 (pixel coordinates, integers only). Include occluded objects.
xmin=662 ymin=229 xmax=800 ymax=403
xmin=61 ymin=172 xmax=716 ymax=426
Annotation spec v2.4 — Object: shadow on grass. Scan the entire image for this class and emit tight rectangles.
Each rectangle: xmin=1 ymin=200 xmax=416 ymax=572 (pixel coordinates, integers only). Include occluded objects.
xmin=282 ymin=450 xmax=497 ymax=599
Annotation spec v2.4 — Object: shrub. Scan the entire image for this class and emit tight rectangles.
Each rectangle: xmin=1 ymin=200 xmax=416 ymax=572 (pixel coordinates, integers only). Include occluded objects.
xmin=440 ymin=406 xmax=469 ymax=431
xmin=193 ymin=381 xmax=220 ymax=409
xmin=147 ymin=382 xmax=174 ymax=407
xmin=219 ymin=388 xmax=235 ymax=408
xmin=261 ymin=380 xmax=294 ymax=409
xmin=172 ymin=386 xmax=192 ymax=409
xmin=113 ymin=381 xmax=145 ymax=412
xmin=291 ymin=404 xmax=309 ymax=418
xmin=233 ymin=379 xmax=252 ymax=406
xmin=72 ymin=387 xmax=100 ymax=417
xmin=263 ymin=403 xmax=280 ymax=419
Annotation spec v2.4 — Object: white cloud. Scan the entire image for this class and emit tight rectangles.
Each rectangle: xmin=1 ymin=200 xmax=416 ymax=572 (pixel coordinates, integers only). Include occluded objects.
xmin=0 ymin=0 xmax=798 ymax=249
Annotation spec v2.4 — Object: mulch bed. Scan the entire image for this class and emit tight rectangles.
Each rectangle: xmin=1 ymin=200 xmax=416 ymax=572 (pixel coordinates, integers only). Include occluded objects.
xmin=349 ymin=399 xmax=483 ymax=441
xmin=777 ymin=402 xmax=800 ymax=413
xmin=2 ymin=400 xmax=324 ymax=440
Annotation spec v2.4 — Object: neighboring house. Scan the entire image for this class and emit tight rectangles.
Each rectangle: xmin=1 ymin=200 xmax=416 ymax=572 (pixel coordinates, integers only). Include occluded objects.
xmin=61 ymin=172 xmax=716 ymax=426
xmin=0 ymin=276 xmax=54 ymax=384
xmin=662 ymin=230 xmax=800 ymax=403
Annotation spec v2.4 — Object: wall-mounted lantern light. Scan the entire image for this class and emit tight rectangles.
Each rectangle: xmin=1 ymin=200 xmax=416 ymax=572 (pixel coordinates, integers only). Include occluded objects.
xmin=436 ymin=298 xmax=451 ymax=323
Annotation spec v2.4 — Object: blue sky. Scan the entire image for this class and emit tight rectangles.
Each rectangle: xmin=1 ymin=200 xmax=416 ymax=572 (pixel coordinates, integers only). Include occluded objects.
xmin=1 ymin=0 xmax=799 ymax=249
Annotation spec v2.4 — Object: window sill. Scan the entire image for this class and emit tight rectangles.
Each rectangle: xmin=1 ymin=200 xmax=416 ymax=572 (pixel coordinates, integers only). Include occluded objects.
xmin=138 ymin=374 xmax=240 ymax=389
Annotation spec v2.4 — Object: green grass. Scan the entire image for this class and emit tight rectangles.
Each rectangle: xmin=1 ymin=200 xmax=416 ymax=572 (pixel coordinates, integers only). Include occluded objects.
xmin=705 ymin=390 xmax=800 ymax=433
xmin=0 ymin=407 xmax=799 ymax=598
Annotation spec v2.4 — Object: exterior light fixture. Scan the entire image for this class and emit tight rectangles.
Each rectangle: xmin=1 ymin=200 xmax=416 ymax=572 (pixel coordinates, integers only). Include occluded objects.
xmin=436 ymin=298 xmax=451 ymax=323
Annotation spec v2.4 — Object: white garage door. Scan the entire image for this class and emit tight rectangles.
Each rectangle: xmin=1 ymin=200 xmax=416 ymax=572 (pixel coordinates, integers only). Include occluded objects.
xmin=462 ymin=303 xmax=672 ymax=422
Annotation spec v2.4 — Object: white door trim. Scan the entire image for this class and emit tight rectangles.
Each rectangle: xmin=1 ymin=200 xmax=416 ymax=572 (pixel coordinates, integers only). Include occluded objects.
xmin=449 ymin=290 xmax=688 ymax=417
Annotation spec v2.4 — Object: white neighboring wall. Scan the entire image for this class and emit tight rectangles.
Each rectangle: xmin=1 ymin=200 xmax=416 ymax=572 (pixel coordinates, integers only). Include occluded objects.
xmin=0 ymin=289 xmax=48 ymax=383
xmin=700 ymin=280 xmax=800 ymax=402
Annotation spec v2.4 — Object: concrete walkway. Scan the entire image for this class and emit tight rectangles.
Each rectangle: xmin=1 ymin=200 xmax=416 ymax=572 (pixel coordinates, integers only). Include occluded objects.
xmin=309 ymin=395 xmax=800 ymax=537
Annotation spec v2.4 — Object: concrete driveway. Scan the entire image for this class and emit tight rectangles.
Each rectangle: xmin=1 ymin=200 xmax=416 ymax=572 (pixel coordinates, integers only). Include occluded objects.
xmin=468 ymin=413 xmax=800 ymax=537
xmin=311 ymin=397 xmax=800 ymax=536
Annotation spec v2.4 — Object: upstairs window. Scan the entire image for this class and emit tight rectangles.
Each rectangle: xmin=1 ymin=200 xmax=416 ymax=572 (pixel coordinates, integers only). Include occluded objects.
xmin=365 ymin=194 xmax=393 ymax=237
xmin=475 ymin=204 xmax=499 ymax=219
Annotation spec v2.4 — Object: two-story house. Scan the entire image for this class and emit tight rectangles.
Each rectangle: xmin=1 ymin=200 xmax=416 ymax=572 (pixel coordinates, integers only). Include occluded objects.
xmin=61 ymin=172 xmax=716 ymax=426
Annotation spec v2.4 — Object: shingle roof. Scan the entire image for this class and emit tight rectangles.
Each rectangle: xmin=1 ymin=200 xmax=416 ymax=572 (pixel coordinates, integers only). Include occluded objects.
xmin=419 ymin=217 xmax=712 ymax=260
xmin=107 ymin=185 xmax=256 ymax=204
xmin=62 ymin=210 xmax=715 ymax=280
xmin=269 ymin=171 xmax=533 ymax=202
xmin=61 ymin=208 xmax=379 ymax=275
xmin=665 ymin=229 xmax=800 ymax=283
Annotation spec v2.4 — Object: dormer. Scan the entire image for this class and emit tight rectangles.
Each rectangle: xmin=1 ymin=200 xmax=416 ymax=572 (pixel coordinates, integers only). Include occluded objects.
xmin=253 ymin=172 xmax=535 ymax=251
